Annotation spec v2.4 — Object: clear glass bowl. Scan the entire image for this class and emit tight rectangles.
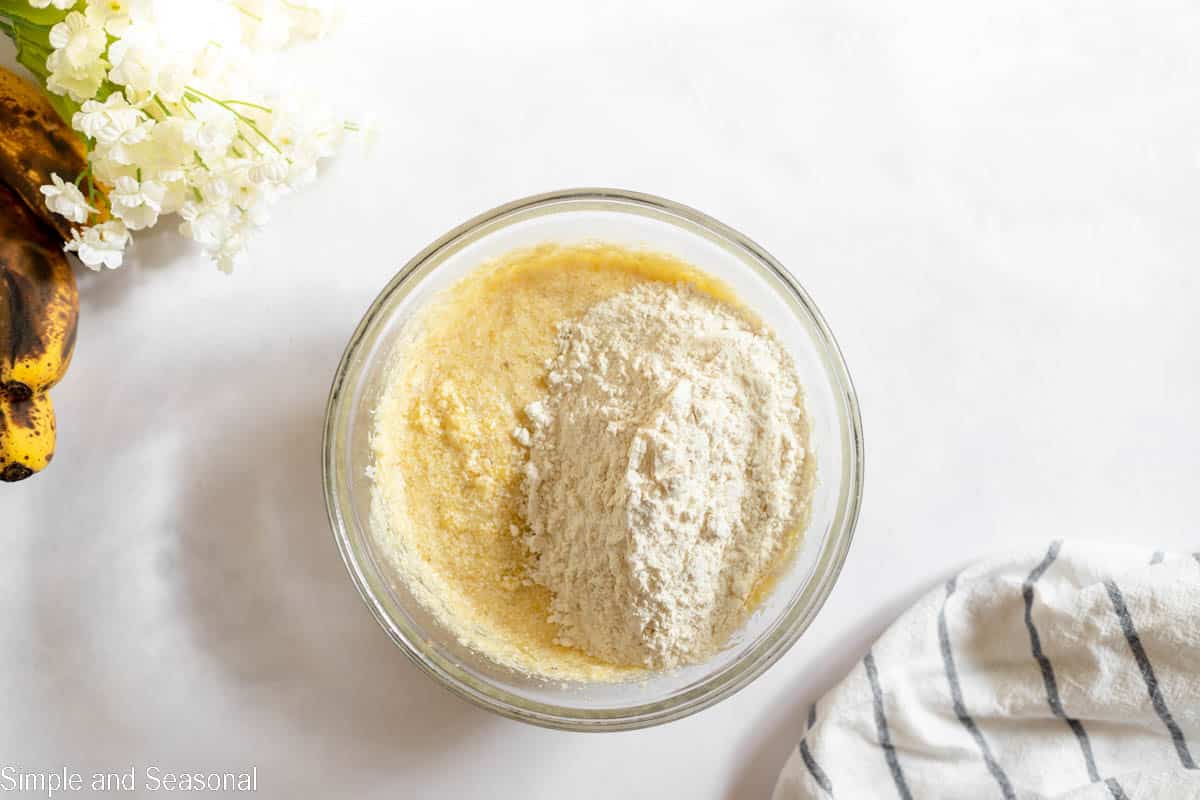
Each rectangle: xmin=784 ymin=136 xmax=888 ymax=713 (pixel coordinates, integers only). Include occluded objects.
xmin=323 ymin=188 xmax=863 ymax=731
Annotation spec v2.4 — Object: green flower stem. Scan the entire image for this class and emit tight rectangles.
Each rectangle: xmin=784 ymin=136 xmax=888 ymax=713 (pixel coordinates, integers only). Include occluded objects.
xmin=183 ymin=86 xmax=284 ymax=156
xmin=153 ymin=95 xmax=173 ymax=118
xmin=231 ymin=4 xmax=263 ymax=23
xmin=235 ymin=131 xmax=259 ymax=154
xmin=220 ymin=98 xmax=272 ymax=114
xmin=72 ymin=148 xmax=107 ymax=221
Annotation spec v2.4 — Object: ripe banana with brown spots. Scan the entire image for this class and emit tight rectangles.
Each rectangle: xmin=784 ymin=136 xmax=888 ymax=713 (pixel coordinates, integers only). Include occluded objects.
xmin=0 ymin=67 xmax=85 ymax=482
xmin=0 ymin=392 xmax=55 ymax=482
xmin=0 ymin=202 xmax=71 ymax=482
xmin=0 ymin=186 xmax=73 ymax=481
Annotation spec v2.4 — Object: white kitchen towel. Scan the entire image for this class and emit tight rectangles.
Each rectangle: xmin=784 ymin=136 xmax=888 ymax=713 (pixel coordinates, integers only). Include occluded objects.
xmin=774 ymin=541 xmax=1200 ymax=800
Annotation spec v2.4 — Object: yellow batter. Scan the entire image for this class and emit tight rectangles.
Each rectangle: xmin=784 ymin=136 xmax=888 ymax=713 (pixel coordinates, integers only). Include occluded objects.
xmin=371 ymin=243 xmax=754 ymax=681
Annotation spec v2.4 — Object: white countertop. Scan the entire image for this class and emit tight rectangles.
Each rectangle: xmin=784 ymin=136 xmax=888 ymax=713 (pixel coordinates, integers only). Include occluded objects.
xmin=5 ymin=1 xmax=1199 ymax=797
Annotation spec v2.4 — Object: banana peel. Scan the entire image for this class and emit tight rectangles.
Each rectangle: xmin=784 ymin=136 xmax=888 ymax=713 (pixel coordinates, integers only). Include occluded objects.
xmin=0 ymin=68 xmax=86 ymax=482
xmin=0 ymin=181 xmax=75 ymax=481
xmin=0 ymin=65 xmax=104 ymax=241
xmin=0 ymin=391 xmax=55 ymax=482
xmin=0 ymin=183 xmax=78 ymax=400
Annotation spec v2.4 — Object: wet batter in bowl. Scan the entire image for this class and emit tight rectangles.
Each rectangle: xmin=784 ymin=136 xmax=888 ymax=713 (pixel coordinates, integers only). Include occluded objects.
xmin=370 ymin=243 xmax=814 ymax=680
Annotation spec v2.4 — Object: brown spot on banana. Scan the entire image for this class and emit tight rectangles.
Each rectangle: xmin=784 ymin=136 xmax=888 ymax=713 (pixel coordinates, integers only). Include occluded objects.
xmin=0 ymin=463 xmax=33 ymax=482
xmin=5 ymin=393 xmax=37 ymax=429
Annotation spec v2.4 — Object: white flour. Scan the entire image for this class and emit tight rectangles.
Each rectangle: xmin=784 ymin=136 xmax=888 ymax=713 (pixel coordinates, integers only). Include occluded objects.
xmin=518 ymin=284 xmax=813 ymax=669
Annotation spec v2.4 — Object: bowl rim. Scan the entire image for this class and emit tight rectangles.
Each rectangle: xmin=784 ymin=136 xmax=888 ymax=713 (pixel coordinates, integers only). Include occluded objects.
xmin=323 ymin=187 xmax=864 ymax=731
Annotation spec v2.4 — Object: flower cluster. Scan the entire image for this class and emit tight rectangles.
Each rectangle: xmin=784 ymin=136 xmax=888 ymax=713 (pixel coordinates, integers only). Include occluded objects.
xmin=4 ymin=0 xmax=350 ymax=272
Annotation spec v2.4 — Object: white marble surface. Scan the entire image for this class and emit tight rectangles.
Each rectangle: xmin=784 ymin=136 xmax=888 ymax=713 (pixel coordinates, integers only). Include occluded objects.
xmin=5 ymin=1 xmax=1200 ymax=797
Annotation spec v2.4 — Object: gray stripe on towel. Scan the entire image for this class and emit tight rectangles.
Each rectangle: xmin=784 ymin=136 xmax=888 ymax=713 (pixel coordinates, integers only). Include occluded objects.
xmin=939 ymin=576 xmax=1017 ymax=800
xmin=1105 ymin=778 xmax=1131 ymax=800
xmin=1103 ymin=578 xmax=1197 ymax=769
xmin=864 ymin=650 xmax=913 ymax=800
xmin=799 ymin=702 xmax=833 ymax=796
xmin=1023 ymin=540 xmax=1102 ymax=782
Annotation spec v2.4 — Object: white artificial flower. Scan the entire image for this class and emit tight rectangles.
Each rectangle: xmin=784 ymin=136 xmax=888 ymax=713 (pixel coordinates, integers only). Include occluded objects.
xmin=178 ymin=200 xmax=233 ymax=249
xmin=106 ymin=24 xmax=192 ymax=102
xmin=94 ymin=116 xmax=154 ymax=166
xmin=261 ymin=99 xmax=343 ymax=187
xmin=135 ymin=117 xmax=196 ymax=172
xmin=65 ymin=220 xmax=130 ymax=270
xmin=110 ymin=175 xmax=166 ymax=230
xmin=85 ymin=0 xmax=151 ymax=36
xmin=247 ymin=153 xmax=288 ymax=184
xmin=40 ymin=173 xmax=97 ymax=224
xmin=89 ymin=154 xmax=133 ymax=186
xmin=72 ymin=93 xmax=148 ymax=144
xmin=29 ymin=0 xmax=78 ymax=11
xmin=236 ymin=0 xmax=292 ymax=50
xmin=48 ymin=12 xmax=108 ymax=69
xmin=186 ymin=102 xmax=238 ymax=155
xmin=154 ymin=61 xmax=190 ymax=103
xmin=45 ymin=50 xmax=108 ymax=102
xmin=285 ymin=0 xmax=341 ymax=41
xmin=214 ymin=250 xmax=239 ymax=273
xmin=228 ymin=171 xmax=279 ymax=226
xmin=191 ymin=43 xmax=229 ymax=84
xmin=106 ymin=40 xmax=157 ymax=95
xmin=136 ymin=167 xmax=188 ymax=216
xmin=212 ymin=224 xmax=248 ymax=273
xmin=206 ymin=210 xmax=262 ymax=273
xmin=35 ymin=0 xmax=352 ymax=273
xmin=194 ymin=172 xmax=233 ymax=204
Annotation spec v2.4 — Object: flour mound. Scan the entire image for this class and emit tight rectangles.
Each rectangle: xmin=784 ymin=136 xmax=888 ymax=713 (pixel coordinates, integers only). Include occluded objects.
xmin=519 ymin=284 xmax=812 ymax=670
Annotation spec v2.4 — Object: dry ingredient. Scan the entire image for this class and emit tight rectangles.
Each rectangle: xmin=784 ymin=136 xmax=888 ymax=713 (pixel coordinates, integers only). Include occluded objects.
xmin=519 ymin=284 xmax=813 ymax=669
xmin=370 ymin=243 xmax=814 ymax=681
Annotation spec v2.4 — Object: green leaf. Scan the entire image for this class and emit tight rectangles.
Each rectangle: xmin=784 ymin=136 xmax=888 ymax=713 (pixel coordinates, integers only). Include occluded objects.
xmin=1 ymin=5 xmax=81 ymax=125
xmin=0 ymin=0 xmax=73 ymax=27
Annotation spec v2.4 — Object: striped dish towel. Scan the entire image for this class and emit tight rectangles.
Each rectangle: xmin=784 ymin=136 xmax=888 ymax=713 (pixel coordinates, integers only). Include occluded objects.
xmin=774 ymin=541 xmax=1200 ymax=800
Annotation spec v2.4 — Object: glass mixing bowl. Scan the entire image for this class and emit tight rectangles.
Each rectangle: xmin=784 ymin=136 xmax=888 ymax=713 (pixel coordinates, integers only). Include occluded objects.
xmin=323 ymin=188 xmax=863 ymax=731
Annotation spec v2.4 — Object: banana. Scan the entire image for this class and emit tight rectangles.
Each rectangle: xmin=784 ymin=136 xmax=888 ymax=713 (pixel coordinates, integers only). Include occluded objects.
xmin=0 ymin=183 xmax=79 ymax=400
xmin=0 ymin=66 xmax=100 ymax=241
xmin=0 ymin=391 xmax=55 ymax=482
xmin=0 ymin=68 xmax=94 ymax=484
